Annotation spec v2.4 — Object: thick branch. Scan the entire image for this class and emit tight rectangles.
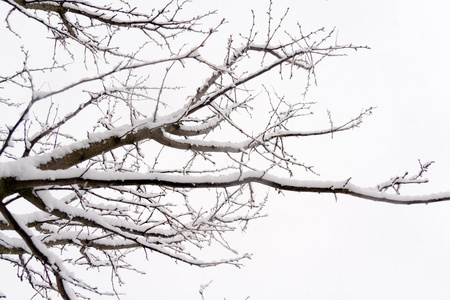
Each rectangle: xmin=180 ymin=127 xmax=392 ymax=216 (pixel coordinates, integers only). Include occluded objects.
xmin=0 ymin=201 xmax=73 ymax=299
xmin=152 ymin=128 xmax=243 ymax=152
xmin=38 ymin=126 xmax=160 ymax=170
xmin=0 ymin=238 xmax=139 ymax=255
xmin=8 ymin=0 xmax=204 ymax=30
xmin=9 ymin=172 xmax=449 ymax=205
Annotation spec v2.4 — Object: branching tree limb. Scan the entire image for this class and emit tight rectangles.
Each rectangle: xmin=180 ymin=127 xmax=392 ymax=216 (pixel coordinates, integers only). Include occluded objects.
xmin=0 ymin=0 xmax=439 ymax=299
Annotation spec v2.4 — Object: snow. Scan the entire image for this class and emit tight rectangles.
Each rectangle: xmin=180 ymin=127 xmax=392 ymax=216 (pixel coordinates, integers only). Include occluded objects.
xmin=8 ymin=209 xmax=89 ymax=299
xmin=2 ymin=0 xmax=450 ymax=299
xmin=31 ymin=90 xmax=49 ymax=100
xmin=2 ymin=154 xmax=448 ymax=206
xmin=178 ymin=116 xmax=222 ymax=132
xmin=161 ymin=129 xmax=249 ymax=152
xmin=0 ymin=231 xmax=29 ymax=252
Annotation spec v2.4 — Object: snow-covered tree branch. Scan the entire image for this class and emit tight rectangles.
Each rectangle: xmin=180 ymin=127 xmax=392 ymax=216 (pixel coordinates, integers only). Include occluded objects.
xmin=0 ymin=0 xmax=444 ymax=299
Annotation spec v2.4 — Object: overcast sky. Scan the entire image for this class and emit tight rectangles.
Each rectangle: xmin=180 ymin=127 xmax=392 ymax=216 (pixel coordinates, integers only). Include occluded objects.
xmin=2 ymin=0 xmax=450 ymax=299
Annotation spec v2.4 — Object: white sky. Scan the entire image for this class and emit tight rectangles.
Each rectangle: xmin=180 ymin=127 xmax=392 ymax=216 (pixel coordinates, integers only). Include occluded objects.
xmin=2 ymin=0 xmax=450 ymax=299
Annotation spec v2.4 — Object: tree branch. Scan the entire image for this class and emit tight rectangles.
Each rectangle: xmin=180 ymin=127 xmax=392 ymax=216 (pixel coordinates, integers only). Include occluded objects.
xmin=8 ymin=171 xmax=450 ymax=205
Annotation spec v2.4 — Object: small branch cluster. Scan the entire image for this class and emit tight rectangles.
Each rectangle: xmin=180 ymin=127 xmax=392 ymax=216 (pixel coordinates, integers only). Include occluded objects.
xmin=377 ymin=160 xmax=434 ymax=194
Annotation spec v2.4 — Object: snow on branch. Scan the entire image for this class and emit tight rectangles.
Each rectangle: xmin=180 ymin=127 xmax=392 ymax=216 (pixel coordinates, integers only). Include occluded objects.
xmin=0 ymin=1 xmax=438 ymax=299
xmin=5 ymin=168 xmax=450 ymax=206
